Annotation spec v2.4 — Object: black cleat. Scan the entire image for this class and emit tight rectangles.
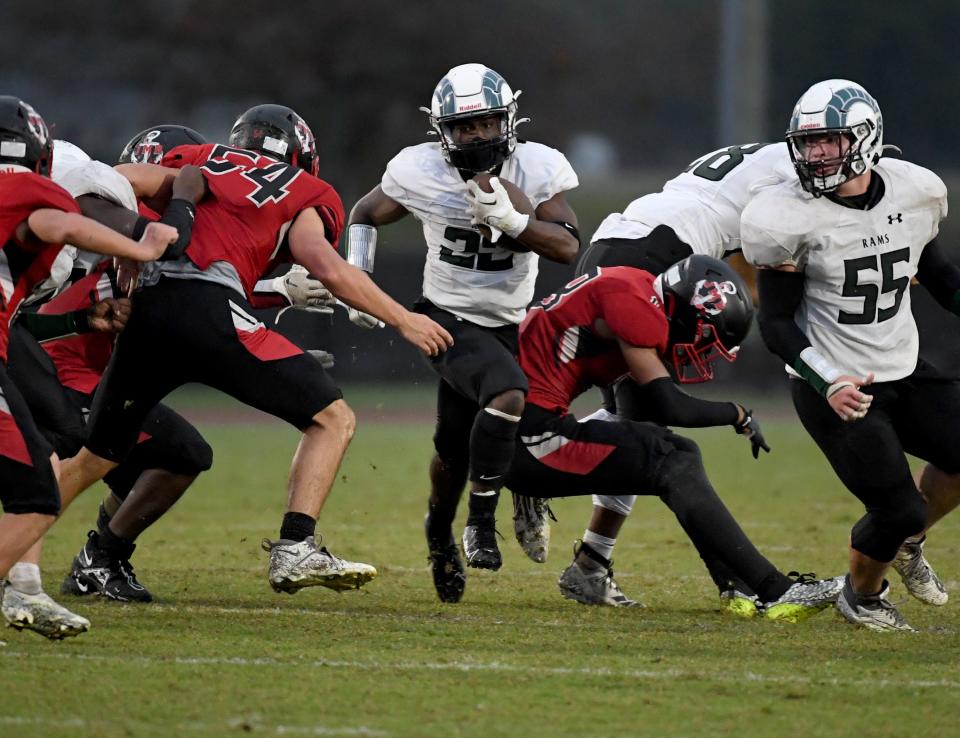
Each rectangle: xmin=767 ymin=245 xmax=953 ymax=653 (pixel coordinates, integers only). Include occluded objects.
xmin=425 ymin=514 xmax=466 ymax=603
xmin=461 ymin=516 xmax=503 ymax=571
xmin=61 ymin=531 xmax=153 ymax=603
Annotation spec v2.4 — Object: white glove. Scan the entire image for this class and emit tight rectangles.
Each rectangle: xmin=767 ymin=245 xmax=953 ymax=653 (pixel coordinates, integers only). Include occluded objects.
xmin=345 ymin=305 xmax=385 ymax=329
xmin=272 ymin=266 xmax=335 ymax=313
xmin=465 ymin=177 xmax=529 ymax=242
xmin=306 ymin=349 xmax=336 ymax=369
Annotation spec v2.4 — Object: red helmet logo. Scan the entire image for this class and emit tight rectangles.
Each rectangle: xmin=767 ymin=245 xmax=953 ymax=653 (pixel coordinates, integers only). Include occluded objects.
xmin=691 ymin=279 xmax=737 ymax=316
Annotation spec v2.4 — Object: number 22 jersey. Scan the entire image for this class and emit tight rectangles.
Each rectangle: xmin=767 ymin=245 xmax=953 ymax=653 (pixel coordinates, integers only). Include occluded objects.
xmin=742 ymin=158 xmax=948 ymax=382
xmin=381 ymin=141 xmax=578 ymax=327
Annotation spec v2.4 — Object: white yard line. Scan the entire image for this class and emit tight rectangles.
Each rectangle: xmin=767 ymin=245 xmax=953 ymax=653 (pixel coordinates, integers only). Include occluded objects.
xmin=0 ymin=715 xmax=388 ymax=736
xmin=3 ymin=649 xmax=958 ymax=690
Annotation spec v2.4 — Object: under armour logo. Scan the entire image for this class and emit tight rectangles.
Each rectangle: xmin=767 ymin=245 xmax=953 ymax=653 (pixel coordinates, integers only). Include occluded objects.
xmin=888 ymin=213 xmax=903 ymax=224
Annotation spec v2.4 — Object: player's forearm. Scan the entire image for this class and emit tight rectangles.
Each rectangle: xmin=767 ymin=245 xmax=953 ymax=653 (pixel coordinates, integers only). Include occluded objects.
xmin=319 ymin=260 xmax=407 ymax=328
xmin=18 ymin=309 xmax=91 ymax=342
xmin=633 ymin=377 xmax=740 ymax=427
xmin=517 ymin=219 xmax=579 ymax=264
xmin=26 ymin=210 xmax=154 ymax=262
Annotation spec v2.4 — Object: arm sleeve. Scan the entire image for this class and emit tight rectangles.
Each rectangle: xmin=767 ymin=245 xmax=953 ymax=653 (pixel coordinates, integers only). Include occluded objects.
xmin=633 ymin=377 xmax=740 ymax=427
xmin=916 ymin=238 xmax=960 ymax=315
xmin=18 ymin=309 xmax=90 ymax=342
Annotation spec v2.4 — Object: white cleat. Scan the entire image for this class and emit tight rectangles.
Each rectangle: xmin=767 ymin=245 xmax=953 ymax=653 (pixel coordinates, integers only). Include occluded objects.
xmin=558 ymin=543 xmax=639 ymax=608
xmin=836 ymin=577 xmax=916 ymax=632
xmin=512 ymin=493 xmax=553 ymax=564
xmin=892 ymin=537 xmax=947 ymax=606
xmin=261 ymin=536 xmax=377 ymax=594
xmin=2 ymin=581 xmax=90 ymax=640
xmin=763 ymin=573 xmax=843 ymax=623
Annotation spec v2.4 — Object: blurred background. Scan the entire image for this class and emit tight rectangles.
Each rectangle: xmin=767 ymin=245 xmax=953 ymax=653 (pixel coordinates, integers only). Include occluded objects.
xmin=6 ymin=0 xmax=960 ymax=389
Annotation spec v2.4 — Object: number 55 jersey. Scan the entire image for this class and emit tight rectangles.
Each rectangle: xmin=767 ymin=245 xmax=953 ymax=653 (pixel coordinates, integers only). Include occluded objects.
xmin=741 ymin=158 xmax=948 ymax=382
xmin=381 ymin=141 xmax=578 ymax=327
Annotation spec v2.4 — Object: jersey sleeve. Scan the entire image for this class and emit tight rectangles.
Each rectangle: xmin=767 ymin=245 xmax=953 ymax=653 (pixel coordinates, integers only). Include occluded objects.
xmin=518 ymin=144 xmax=579 ymax=209
xmin=0 ymin=174 xmax=80 ymax=244
xmin=303 ymin=177 xmax=346 ymax=249
xmin=57 ymin=161 xmax=138 ymax=211
xmin=741 ymin=189 xmax=809 ymax=268
xmin=597 ymin=275 xmax=669 ymax=352
xmin=380 ymin=146 xmax=420 ymax=209
xmin=161 ymin=143 xmax=215 ymax=168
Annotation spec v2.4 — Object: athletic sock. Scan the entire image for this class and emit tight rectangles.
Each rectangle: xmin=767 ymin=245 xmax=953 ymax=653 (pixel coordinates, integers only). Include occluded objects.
xmin=100 ymin=525 xmax=136 ymax=559
xmin=280 ymin=512 xmax=317 ymax=543
xmin=7 ymin=562 xmax=42 ymax=595
xmin=755 ymin=571 xmax=793 ymax=603
xmin=466 ymin=490 xmax=499 ymax=526
xmin=582 ymin=530 xmax=616 ymax=564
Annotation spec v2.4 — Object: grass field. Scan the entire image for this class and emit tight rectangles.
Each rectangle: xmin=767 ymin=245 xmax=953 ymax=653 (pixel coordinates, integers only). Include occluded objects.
xmin=3 ymin=386 xmax=959 ymax=738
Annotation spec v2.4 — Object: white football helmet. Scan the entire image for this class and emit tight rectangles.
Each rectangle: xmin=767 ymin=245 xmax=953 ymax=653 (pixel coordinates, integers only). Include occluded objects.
xmin=785 ymin=79 xmax=883 ymax=196
xmin=421 ymin=63 xmax=525 ymax=173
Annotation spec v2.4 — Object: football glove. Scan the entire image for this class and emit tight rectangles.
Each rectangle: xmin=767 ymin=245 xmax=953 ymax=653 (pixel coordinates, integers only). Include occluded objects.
xmin=306 ymin=349 xmax=335 ymax=369
xmin=345 ymin=305 xmax=384 ymax=329
xmin=734 ymin=408 xmax=770 ymax=459
xmin=272 ymin=265 xmax=335 ymax=313
xmin=465 ymin=178 xmax=529 ymax=242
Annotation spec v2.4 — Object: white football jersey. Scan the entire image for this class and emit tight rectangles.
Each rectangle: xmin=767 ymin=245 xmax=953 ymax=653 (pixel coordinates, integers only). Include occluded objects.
xmin=381 ymin=141 xmax=578 ymax=326
xmin=592 ymin=142 xmax=795 ymax=258
xmin=742 ymin=158 xmax=948 ymax=382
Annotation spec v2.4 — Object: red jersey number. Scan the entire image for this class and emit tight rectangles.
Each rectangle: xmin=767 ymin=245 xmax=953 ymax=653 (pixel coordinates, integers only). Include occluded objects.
xmin=201 ymin=144 xmax=302 ymax=208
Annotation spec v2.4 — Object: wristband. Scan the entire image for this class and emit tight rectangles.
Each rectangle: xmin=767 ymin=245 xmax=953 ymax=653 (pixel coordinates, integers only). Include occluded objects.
xmin=347 ymin=224 xmax=377 ymax=272
xmin=794 ymin=347 xmax=841 ymax=397
xmin=158 ymin=199 xmax=196 ymax=261
xmin=131 ymin=215 xmax=150 ymax=241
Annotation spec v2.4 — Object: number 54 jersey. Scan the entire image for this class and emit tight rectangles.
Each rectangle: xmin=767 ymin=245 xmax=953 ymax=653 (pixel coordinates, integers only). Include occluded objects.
xmin=381 ymin=141 xmax=578 ymax=327
xmin=742 ymin=158 xmax=948 ymax=382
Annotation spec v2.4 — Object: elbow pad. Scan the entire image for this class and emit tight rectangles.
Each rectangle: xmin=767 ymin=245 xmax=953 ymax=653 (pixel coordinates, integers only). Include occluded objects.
xmin=158 ymin=199 xmax=196 ymax=261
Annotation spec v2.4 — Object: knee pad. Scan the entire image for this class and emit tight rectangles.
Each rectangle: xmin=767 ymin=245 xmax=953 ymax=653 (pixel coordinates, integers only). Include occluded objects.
xmin=592 ymin=494 xmax=637 ymax=517
xmin=851 ymin=494 xmax=928 ymax=562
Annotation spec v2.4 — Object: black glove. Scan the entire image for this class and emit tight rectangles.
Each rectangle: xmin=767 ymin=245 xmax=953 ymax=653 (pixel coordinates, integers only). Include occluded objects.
xmin=734 ymin=407 xmax=770 ymax=459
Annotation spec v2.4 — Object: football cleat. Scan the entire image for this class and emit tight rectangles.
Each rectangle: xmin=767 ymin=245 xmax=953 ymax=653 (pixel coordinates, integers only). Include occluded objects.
xmin=261 ymin=536 xmax=377 ymax=594
xmin=60 ymin=530 xmax=153 ymax=603
xmin=462 ymin=517 xmax=503 ymax=571
xmin=425 ymin=514 xmax=467 ymax=603
xmin=719 ymin=589 xmax=763 ymax=619
xmin=512 ymin=493 xmax=554 ymax=564
xmin=558 ymin=542 xmax=639 ymax=608
xmin=836 ymin=576 xmax=916 ymax=632
xmin=763 ymin=572 xmax=843 ymax=623
xmin=2 ymin=581 xmax=90 ymax=640
xmin=892 ymin=537 xmax=947 ymax=606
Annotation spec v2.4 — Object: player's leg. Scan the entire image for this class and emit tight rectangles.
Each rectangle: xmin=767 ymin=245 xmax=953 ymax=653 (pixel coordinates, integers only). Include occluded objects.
xmin=0 ymin=367 xmax=89 ymax=639
xmin=425 ymin=380 xmax=472 ymax=602
xmin=509 ymin=408 xmax=840 ymax=619
xmin=887 ymin=373 xmax=960 ymax=606
xmin=195 ymin=290 xmax=375 ymax=594
xmin=792 ymin=379 xmax=921 ymax=631
xmin=62 ymin=403 xmax=212 ymax=602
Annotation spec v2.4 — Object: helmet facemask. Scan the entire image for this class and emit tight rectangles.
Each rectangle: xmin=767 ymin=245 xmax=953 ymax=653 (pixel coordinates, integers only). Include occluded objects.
xmin=422 ymin=63 xmax=525 ymax=174
xmin=785 ymin=80 xmax=883 ymax=197
xmin=658 ymin=256 xmax=754 ymax=384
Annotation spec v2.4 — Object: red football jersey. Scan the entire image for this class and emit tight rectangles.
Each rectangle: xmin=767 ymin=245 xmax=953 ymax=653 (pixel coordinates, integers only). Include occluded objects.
xmin=39 ymin=261 xmax=115 ymax=393
xmin=161 ymin=143 xmax=344 ymax=298
xmin=519 ymin=267 xmax=670 ymax=414
xmin=0 ymin=172 xmax=80 ymax=362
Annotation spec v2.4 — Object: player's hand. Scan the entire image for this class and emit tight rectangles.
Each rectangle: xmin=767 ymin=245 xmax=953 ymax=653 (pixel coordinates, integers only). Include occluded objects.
xmin=139 ymin=221 xmax=178 ymax=261
xmin=397 ymin=312 xmax=454 ymax=357
xmin=346 ymin=306 xmax=385 ymax=329
xmin=87 ymin=297 xmax=132 ymax=333
xmin=465 ymin=178 xmax=529 ymax=241
xmin=274 ymin=265 xmax=335 ymax=313
xmin=826 ymin=373 xmax=875 ymax=421
xmin=115 ymin=257 xmax=142 ymax=297
xmin=306 ymin=349 xmax=335 ymax=369
xmin=734 ymin=406 xmax=771 ymax=459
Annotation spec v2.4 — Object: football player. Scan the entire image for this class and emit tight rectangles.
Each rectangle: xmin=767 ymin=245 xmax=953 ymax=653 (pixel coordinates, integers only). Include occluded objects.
xmin=347 ymin=63 xmax=580 ymax=602
xmin=562 ymin=142 xmax=796 ymax=611
xmin=55 ymin=104 xmax=452 ymax=598
xmin=507 ymin=255 xmax=841 ymax=620
xmin=0 ymin=97 xmax=175 ymax=638
xmin=743 ymin=80 xmax=960 ymax=631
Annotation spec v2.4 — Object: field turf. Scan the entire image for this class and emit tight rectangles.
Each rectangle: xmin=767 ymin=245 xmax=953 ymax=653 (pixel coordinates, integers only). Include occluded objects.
xmin=3 ymin=386 xmax=958 ymax=738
